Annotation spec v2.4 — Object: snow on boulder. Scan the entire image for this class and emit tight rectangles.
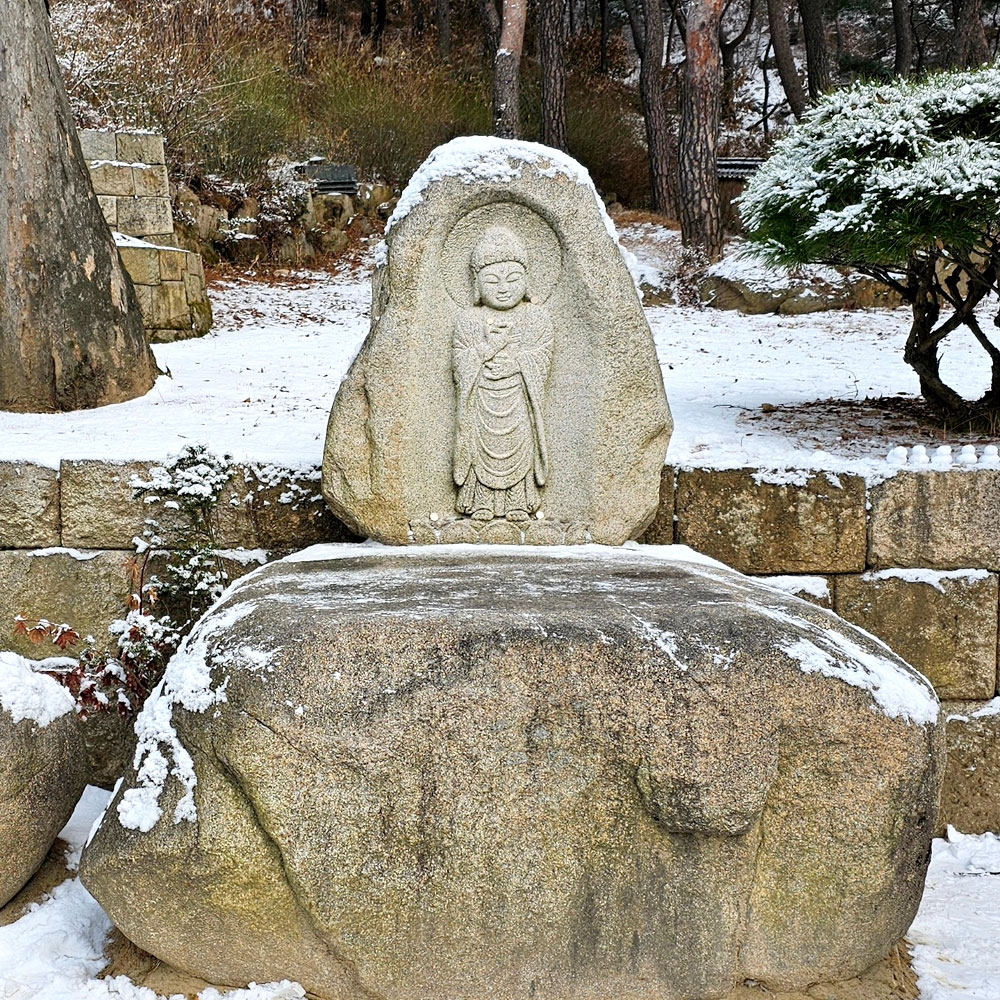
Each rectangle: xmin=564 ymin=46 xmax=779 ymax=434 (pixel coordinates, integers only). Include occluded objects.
xmin=0 ymin=653 xmax=86 ymax=907
xmin=81 ymin=544 xmax=942 ymax=999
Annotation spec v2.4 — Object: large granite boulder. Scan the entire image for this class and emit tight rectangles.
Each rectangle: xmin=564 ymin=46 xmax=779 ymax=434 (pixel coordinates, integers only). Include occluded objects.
xmin=322 ymin=138 xmax=672 ymax=545
xmin=81 ymin=544 xmax=942 ymax=999
xmin=0 ymin=652 xmax=87 ymax=906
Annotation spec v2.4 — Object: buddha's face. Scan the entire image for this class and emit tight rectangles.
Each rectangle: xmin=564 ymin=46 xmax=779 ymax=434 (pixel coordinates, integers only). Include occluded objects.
xmin=477 ymin=261 xmax=527 ymax=310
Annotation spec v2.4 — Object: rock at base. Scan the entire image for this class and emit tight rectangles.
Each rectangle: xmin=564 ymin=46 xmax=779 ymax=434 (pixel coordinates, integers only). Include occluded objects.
xmin=0 ymin=655 xmax=87 ymax=907
xmin=81 ymin=544 xmax=942 ymax=1000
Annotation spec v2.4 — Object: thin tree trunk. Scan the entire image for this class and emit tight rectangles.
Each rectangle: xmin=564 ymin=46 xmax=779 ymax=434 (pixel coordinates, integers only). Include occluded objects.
xmin=624 ymin=0 xmax=674 ymax=214
xmin=599 ymin=0 xmax=609 ymax=72
xmin=766 ymin=0 xmax=807 ymax=118
xmin=539 ymin=0 xmax=569 ymax=150
xmin=720 ymin=0 xmax=757 ymax=115
xmin=798 ymin=0 xmax=829 ymax=98
xmin=493 ymin=0 xmax=527 ymax=138
xmin=479 ymin=0 xmax=501 ymax=58
xmin=953 ymin=0 xmax=989 ymax=66
xmin=410 ymin=0 xmax=426 ymax=38
xmin=361 ymin=0 xmax=373 ymax=36
xmin=761 ymin=38 xmax=772 ymax=139
xmin=0 ymin=0 xmax=156 ymax=413
xmin=374 ymin=0 xmax=387 ymax=44
xmin=892 ymin=0 xmax=913 ymax=74
xmin=437 ymin=0 xmax=452 ymax=59
xmin=679 ymin=0 xmax=724 ymax=260
xmin=291 ymin=0 xmax=309 ymax=73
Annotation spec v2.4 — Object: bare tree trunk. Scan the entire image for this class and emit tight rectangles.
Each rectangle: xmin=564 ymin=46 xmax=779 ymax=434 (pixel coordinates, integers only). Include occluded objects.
xmin=679 ymin=0 xmax=724 ymax=260
xmin=599 ymin=0 xmax=609 ymax=72
xmin=437 ymin=0 xmax=452 ymax=59
xmin=479 ymin=0 xmax=501 ymax=58
xmin=539 ymin=0 xmax=569 ymax=150
xmin=892 ymin=0 xmax=913 ymax=74
xmin=798 ymin=0 xmax=829 ymax=98
xmin=493 ymin=0 xmax=527 ymax=138
xmin=624 ymin=0 xmax=674 ymax=214
xmin=291 ymin=0 xmax=309 ymax=73
xmin=953 ymin=0 xmax=989 ymax=66
xmin=766 ymin=0 xmax=807 ymax=118
xmin=409 ymin=0 xmax=426 ymax=38
xmin=720 ymin=0 xmax=757 ymax=115
xmin=0 ymin=0 xmax=156 ymax=413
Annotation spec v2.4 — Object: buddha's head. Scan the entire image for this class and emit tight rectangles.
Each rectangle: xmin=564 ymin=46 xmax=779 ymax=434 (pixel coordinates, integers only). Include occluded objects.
xmin=471 ymin=226 xmax=528 ymax=310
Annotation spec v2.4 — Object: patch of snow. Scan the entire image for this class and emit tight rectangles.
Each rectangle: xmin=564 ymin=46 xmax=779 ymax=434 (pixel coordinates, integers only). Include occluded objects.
xmin=862 ymin=567 xmax=991 ymax=593
xmin=283 ymin=540 xmax=733 ymax=573
xmin=200 ymin=983 xmax=307 ymax=1000
xmin=0 ymin=879 xmax=111 ymax=997
xmin=775 ymin=620 xmax=938 ymax=725
xmin=215 ymin=548 xmax=270 ymax=566
xmin=0 ymin=652 xmax=77 ymax=727
xmin=0 ymin=780 xmax=307 ymax=998
xmin=61 ymin=785 xmax=114 ymax=872
xmin=909 ymin=829 xmax=1000 ymax=999
xmin=116 ymin=587 xmax=275 ymax=832
xmin=26 ymin=547 xmax=103 ymax=561
xmin=706 ymin=247 xmax=844 ymax=295
xmin=113 ymin=232 xmax=183 ymax=253
xmin=760 ymin=575 xmax=831 ymax=601
xmin=971 ymin=698 xmax=1000 ymax=719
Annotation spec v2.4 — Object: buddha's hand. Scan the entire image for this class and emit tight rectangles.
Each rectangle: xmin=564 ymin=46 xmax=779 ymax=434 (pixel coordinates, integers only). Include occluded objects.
xmin=485 ymin=349 xmax=520 ymax=378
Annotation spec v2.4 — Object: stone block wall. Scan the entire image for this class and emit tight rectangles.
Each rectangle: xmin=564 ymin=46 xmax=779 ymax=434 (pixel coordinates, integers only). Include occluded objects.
xmin=641 ymin=465 xmax=1000 ymax=836
xmin=79 ymin=129 xmax=213 ymax=344
xmin=0 ymin=460 xmax=354 ymax=661
xmin=3 ymin=460 xmax=999 ymax=834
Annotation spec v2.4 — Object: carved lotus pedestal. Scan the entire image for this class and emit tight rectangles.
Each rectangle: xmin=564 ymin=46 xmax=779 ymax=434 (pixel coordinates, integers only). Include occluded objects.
xmin=81 ymin=545 xmax=942 ymax=1000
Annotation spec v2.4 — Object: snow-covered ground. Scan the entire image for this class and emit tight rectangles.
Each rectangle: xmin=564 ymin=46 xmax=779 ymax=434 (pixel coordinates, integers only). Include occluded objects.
xmin=0 ymin=786 xmax=996 ymax=998
xmin=0 ymin=250 xmax=995 ymax=479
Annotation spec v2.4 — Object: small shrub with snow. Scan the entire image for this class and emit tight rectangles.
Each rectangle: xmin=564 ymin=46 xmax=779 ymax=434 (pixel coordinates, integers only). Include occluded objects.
xmin=15 ymin=609 xmax=177 ymax=718
xmin=741 ymin=67 xmax=1000 ymax=429
xmin=131 ymin=444 xmax=234 ymax=632
xmin=13 ymin=446 xmax=236 ymax=717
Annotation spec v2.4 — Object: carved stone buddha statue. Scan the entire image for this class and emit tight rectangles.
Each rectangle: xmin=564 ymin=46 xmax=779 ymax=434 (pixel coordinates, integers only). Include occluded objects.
xmin=452 ymin=226 xmax=554 ymax=522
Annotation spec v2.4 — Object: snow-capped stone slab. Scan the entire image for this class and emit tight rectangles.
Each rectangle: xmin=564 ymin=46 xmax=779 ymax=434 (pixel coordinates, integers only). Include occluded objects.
xmin=322 ymin=137 xmax=672 ymax=545
xmin=0 ymin=653 xmax=86 ymax=907
xmin=82 ymin=543 xmax=941 ymax=999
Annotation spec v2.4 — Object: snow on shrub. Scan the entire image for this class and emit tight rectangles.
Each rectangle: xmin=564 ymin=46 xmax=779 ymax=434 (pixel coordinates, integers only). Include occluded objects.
xmin=741 ymin=66 xmax=1000 ymax=429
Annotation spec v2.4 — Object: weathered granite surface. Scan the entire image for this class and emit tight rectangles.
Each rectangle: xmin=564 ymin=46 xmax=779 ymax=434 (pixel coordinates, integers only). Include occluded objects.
xmin=82 ymin=545 xmax=941 ymax=1000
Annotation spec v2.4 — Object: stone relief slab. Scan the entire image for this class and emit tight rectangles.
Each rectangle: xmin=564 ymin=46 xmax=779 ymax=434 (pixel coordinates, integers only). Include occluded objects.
xmin=322 ymin=137 xmax=672 ymax=544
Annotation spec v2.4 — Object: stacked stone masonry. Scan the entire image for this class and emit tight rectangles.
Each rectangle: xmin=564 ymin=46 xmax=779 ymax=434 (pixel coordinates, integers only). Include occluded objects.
xmin=79 ymin=129 xmax=213 ymax=344
xmin=3 ymin=460 xmax=998 ymax=834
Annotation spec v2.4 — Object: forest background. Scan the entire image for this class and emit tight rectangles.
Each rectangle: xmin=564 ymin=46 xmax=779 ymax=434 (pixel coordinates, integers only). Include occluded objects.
xmin=50 ymin=0 xmax=1000 ymax=264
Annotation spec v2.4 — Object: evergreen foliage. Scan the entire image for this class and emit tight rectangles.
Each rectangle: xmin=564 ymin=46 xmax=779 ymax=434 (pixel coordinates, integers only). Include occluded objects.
xmin=742 ymin=67 xmax=1000 ymax=428
xmin=741 ymin=67 xmax=1000 ymax=272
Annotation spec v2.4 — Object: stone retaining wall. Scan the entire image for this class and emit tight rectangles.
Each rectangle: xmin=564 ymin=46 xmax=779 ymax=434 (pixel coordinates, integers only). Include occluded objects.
xmin=78 ymin=129 xmax=213 ymax=344
xmin=2 ymin=460 xmax=997 ymax=833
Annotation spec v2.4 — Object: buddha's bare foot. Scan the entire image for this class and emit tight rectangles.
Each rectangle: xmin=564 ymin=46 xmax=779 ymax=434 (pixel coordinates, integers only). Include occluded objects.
xmin=471 ymin=509 xmax=494 ymax=522
xmin=506 ymin=509 xmax=530 ymax=522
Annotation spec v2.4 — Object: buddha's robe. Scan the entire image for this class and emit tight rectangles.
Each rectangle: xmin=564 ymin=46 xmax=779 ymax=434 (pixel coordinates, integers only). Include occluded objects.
xmin=453 ymin=303 xmax=554 ymax=517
